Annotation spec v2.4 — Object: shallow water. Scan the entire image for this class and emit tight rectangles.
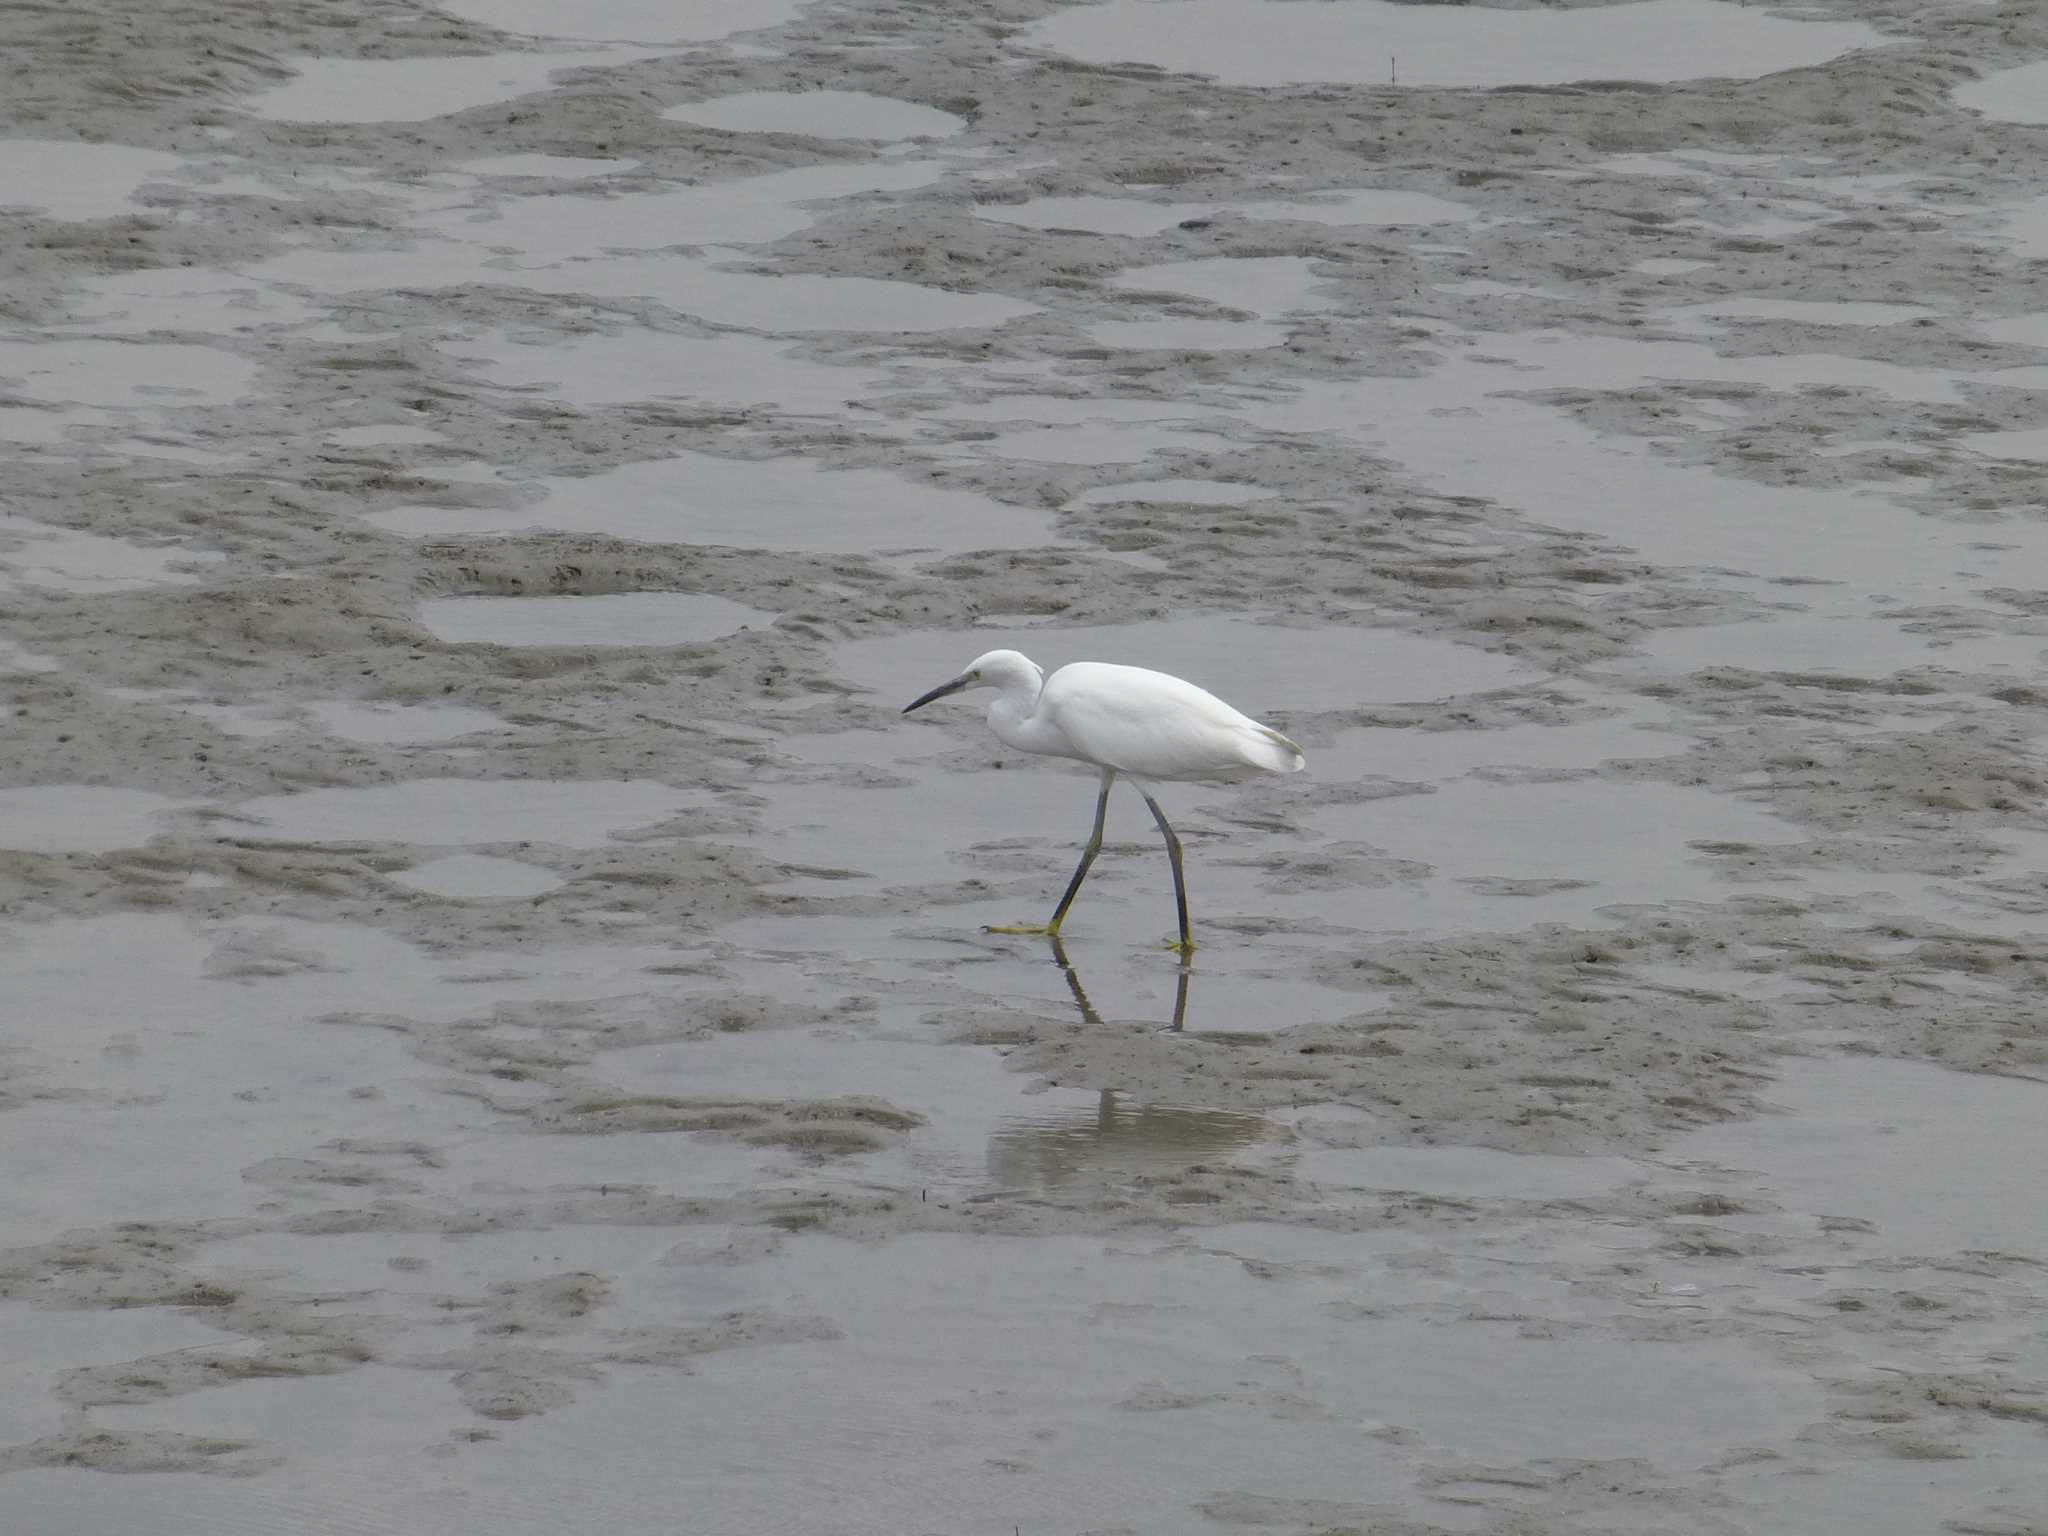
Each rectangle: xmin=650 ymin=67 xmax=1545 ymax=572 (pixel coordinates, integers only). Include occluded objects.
xmin=0 ymin=786 xmax=192 ymax=853
xmin=371 ymin=451 xmax=1053 ymax=554
xmin=839 ymin=617 xmax=1531 ymax=711
xmin=1308 ymin=777 xmax=1800 ymax=933
xmin=8 ymin=0 xmax=2048 ymax=1528
xmin=0 ymin=515 xmax=221 ymax=594
xmin=1024 ymin=0 xmax=1889 ymax=88
xmin=1674 ymin=1055 xmax=2048 ymax=1259
xmin=415 ymin=592 xmax=776 ymax=647
xmin=1953 ymin=60 xmax=2048 ymax=125
xmin=392 ymin=853 xmax=567 ymax=899
xmin=246 ymin=48 xmax=669 ymax=123
xmin=453 ymin=328 xmax=891 ymax=414
xmin=1068 ymin=478 xmax=1280 ymax=507
xmin=0 ymin=338 xmax=256 ymax=407
xmin=663 ymin=90 xmax=964 ymax=140
xmin=429 ymin=0 xmax=802 ymax=43
xmin=228 ymin=778 xmax=701 ymax=845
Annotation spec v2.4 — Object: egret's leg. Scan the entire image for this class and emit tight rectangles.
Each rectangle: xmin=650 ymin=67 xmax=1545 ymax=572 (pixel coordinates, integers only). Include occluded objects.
xmin=986 ymin=768 xmax=1115 ymax=938
xmin=1047 ymin=933 xmax=1105 ymax=1026
xmin=1139 ymin=789 xmax=1195 ymax=955
xmin=1049 ymin=768 xmax=1116 ymax=933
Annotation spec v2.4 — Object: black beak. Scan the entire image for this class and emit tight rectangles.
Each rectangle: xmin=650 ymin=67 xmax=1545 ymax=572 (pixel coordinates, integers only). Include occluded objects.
xmin=902 ymin=674 xmax=972 ymax=714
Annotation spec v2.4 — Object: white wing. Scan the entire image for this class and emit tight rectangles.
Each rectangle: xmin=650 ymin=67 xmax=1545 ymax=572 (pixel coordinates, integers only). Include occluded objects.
xmin=1040 ymin=662 xmax=1302 ymax=781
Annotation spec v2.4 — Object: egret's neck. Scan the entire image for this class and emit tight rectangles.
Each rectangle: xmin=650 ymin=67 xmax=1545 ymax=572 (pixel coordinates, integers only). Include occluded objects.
xmin=986 ymin=678 xmax=1061 ymax=757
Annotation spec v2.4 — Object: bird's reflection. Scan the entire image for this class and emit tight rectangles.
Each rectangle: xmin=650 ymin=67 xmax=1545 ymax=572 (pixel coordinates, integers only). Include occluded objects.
xmin=1047 ymin=932 xmax=1190 ymax=1032
xmin=985 ymin=1087 xmax=1268 ymax=1193
xmin=982 ymin=938 xmax=1265 ymax=1191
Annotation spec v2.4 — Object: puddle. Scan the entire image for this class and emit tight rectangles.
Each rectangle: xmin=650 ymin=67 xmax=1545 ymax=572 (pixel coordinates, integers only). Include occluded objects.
xmin=988 ymin=1097 xmax=1269 ymax=1190
xmin=949 ymin=422 xmax=1226 ymax=465
xmin=0 ymin=140 xmax=189 ymax=221
xmin=1296 ymin=1143 xmax=1638 ymax=1201
xmin=0 ymin=339 xmax=256 ymax=408
xmin=1715 ymin=1438 xmax=2048 ymax=1536
xmin=140 ymin=1226 xmax=1817 ymax=1531
xmin=1673 ymin=1056 xmax=2048 ymax=1258
xmin=0 ymin=404 xmax=117 ymax=444
xmin=390 ymin=853 xmax=565 ymax=899
xmin=979 ymin=189 xmax=1475 ymax=237
xmin=1022 ymin=0 xmax=1888 ymax=88
xmin=245 ymin=47 xmax=668 ymax=123
xmin=663 ymin=90 xmax=964 ymax=140
xmin=1112 ymin=256 xmax=1332 ymax=318
xmin=426 ymin=0 xmax=803 ymax=43
xmin=721 ymin=901 xmax=1363 ymax=1035
xmin=1594 ymin=152 xmax=1784 ymax=179
xmin=1233 ymin=188 xmax=1475 ymax=227
xmin=1954 ymin=61 xmax=2048 ymax=125
xmin=195 ymin=1223 xmax=735 ymax=1310
xmin=422 ymin=159 xmax=946 ymax=257
xmin=1786 ymin=829 xmax=2048 ymax=941
xmin=1627 ymin=961 xmax=1831 ymax=1004
xmin=1315 ymin=703 xmax=1688 ymax=784
xmin=325 ymin=424 xmax=444 ymax=447
xmin=1308 ymin=778 xmax=1799 ymax=933
xmin=416 ymin=592 xmax=776 ymax=647
xmin=1811 ymin=438 xmax=1930 ymax=460
xmin=747 ymin=745 xmax=1110 ymax=890
xmin=368 ymin=452 xmax=1052 ymax=555
xmin=227 ymin=778 xmax=700 ymax=846
xmin=454 ymin=328 xmax=891 ymax=413
xmin=0 ymin=515 xmax=222 ymax=594
xmin=1972 ymin=313 xmax=2048 ymax=349
xmin=108 ymin=438 xmax=243 ymax=465
xmin=1431 ymin=279 xmax=1563 ymax=299
xmin=0 ymin=1305 xmax=235 ymax=1446
xmin=0 ymin=640 xmax=61 ymax=673
xmin=937 ymin=396 xmax=1221 ymax=427
xmin=1960 ymin=426 xmax=2048 ymax=462
xmin=0 ymin=786 xmax=192 ymax=854
xmin=1664 ymin=298 xmax=1940 ymax=332
xmin=1235 ymin=327 xmax=2048 ymax=593
xmin=841 ymin=618 xmax=1531 ymax=713
xmin=1986 ymin=198 xmax=2048 ymax=261
xmin=57 ymin=267 xmax=318 ymax=337
xmin=1068 ymin=479 xmax=1280 ymax=507
xmin=977 ymin=195 xmax=1219 ymax=237
xmin=454 ymin=154 xmax=642 ymax=178
xmin=110 ymin=690 xmax=298 ymax=738
xmin=0 ymin=914 xmax=707 ymax=1240
xmin=596 ymin=1026 xmax=1122 ymax=1189
xmin=1084 ymin=318 xmax=1290 ymax=351
xmin=256 ymin=247 xmax=1038 ymax=333
xmin=304 ymin=700 xmax=510 ymax=744
xmin=1629 ymin=615 xmax=2047 ymax=679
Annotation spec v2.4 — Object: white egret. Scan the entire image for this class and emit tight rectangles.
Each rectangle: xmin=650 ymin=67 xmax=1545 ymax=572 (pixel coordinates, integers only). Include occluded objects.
xmin=902 ymin=648 xmax=1304 ymax=952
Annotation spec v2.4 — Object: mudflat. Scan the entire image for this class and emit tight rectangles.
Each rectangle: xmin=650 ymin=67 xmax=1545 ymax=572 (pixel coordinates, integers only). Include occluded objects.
xmin=3 ymin=1 xmax=2047 ymax=1530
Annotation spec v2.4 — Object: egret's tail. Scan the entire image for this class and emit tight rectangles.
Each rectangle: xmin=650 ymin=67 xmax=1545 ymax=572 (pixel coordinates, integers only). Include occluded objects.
xmin=1249 ymin=724 xmax=1306 ymax=774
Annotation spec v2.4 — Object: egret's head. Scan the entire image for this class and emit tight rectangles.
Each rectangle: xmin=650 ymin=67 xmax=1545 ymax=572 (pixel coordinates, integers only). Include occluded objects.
xmin=901 ymin=649 xmax=1044 ymax=714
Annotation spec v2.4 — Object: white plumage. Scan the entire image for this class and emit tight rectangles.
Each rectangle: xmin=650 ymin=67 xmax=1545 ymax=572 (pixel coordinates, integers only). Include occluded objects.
xmin=1030 ymin=660 xmax=1304 ymax=781
xmin=902 ymin=648 xmax=1303 ymax=951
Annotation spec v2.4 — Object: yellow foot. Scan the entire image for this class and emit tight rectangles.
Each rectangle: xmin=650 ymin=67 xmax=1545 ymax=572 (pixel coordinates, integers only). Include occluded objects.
xmin=984 ymin=922 xmax=1060 ymax=937
xmin=1165 ymin=938 xmax=1198 ymax=957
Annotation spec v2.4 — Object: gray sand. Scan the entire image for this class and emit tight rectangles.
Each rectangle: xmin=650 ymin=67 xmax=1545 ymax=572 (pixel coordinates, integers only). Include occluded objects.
xmin=5 ymin=0 xmax=2048 ymax=1530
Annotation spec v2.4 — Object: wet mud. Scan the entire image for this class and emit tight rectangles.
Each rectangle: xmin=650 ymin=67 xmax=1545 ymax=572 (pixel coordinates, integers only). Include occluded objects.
xmin=5 ymin=0 xmax=2048 ymax=1530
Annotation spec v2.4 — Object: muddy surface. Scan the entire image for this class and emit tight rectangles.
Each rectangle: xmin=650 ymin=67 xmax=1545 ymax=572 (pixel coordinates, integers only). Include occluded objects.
xmin=5 ymin=0 xmax=2048 ymax=1531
